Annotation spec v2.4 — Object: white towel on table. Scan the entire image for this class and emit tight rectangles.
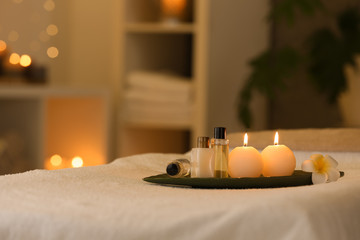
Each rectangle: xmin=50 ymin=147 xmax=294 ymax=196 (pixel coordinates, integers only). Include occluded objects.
xmin=0 ymin=152 xmax=359 ymax=240
xmin=123 ymin=71 xmax=193 ymax=125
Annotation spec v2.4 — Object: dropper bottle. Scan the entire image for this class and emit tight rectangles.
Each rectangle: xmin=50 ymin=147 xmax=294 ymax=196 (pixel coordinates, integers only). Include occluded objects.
xmin=166 ymin=159 xmax=191 ymax=178
xmin=211 ymin=127 xmax=229 ymax=178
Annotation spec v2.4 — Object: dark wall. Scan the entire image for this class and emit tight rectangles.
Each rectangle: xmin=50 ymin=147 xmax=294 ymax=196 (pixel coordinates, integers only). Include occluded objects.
xmin=269 ymin=0 xmax=360 ymax=129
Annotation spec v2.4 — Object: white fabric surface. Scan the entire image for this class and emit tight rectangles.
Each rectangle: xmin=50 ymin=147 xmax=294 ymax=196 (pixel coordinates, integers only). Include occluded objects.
xmin=0 ymin=152 xmax=359 ymax=240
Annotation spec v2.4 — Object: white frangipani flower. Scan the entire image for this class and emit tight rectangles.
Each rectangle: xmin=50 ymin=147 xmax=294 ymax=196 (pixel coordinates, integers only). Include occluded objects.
xmin=301 ymin=154 xmax=340 ymax=184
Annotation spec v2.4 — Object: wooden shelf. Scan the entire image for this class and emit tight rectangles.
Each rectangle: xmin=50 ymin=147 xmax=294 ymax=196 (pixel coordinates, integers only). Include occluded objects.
xmin=0 ymin=87 xmax=110 ymax=173
xmin=125 ymin=23 xmax=195 ymax=34
xmin=0 ymin=85 xmax=108 ymax=98
xmin=123 ymin=118 xmax=192 ymax=130
xmin=118 ymin=0 xmax=205 ymax=157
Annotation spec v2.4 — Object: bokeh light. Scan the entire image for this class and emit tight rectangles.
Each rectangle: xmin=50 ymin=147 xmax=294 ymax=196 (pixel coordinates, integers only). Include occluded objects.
xmin=43 ymin=0 xmax=55 ymax=12
xmin=0 ymin=40 xmax=7 ymax=52
xmin=46 ymin=24 xmax=58 ymax=36
xmin=50 ymin=154 xmax=63 ymax=167
xmin=47 ymin=46 xmax=59 ymax=58
xmin=72 ymin=156 xmax=83 ymax=168
xmin=19 ymin=54 xmax=32 ymax=67
xmin=9 ymin=53 xmax=20 ymax=64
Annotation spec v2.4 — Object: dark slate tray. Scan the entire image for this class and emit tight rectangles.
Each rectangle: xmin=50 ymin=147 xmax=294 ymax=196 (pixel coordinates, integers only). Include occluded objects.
xmin=143 ymin=170 xmax=344 ymax=189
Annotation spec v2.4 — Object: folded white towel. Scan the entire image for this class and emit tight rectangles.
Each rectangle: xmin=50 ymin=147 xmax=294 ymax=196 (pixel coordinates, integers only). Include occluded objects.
xmin=123 ymin=71 xmax=194 ymax=126
xmin=123 ymin=100 xmax=193 ymax=126
xmin=127 ymin=71 xmax=192 ymax=94
xmin=124 ymin=87 xmax=192 ymax=105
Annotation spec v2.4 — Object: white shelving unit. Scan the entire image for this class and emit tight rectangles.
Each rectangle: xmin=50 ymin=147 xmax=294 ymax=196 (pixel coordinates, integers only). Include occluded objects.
xmin=118 ymin=0 xmax=208 ymax=156
xmin=117 ymin=0 xmax=270 ymax=156
xmin=0 ymin=86 xmax=110 ymax=173
xmin=125 ymin=23 xmax=195 ymax=34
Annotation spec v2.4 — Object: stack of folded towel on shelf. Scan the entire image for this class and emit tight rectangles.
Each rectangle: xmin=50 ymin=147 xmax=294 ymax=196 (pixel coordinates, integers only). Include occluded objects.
xmin=122 ymin=71 xmax=193 ymax=126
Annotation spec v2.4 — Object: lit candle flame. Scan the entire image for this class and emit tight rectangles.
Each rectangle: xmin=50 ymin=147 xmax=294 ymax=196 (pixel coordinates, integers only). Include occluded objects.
xmin=71 ymin=156 xmax=83 ymax=168
xmin=274 ymin=132 xmax=279 ymax=145
xmin=244 ymin=133 xmax=248 ymax=147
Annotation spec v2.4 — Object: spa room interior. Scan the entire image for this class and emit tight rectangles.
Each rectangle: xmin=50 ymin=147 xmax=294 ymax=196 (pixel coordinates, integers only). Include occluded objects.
xmin=0 ymin=0 xmax=359 ymax=239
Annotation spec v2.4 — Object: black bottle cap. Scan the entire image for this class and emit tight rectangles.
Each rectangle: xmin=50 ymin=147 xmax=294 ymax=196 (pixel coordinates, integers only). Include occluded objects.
xmin=214 ymin=127 xmax=226 ymax=139
xmin=166 ymin=163 xmax=179 ymax=176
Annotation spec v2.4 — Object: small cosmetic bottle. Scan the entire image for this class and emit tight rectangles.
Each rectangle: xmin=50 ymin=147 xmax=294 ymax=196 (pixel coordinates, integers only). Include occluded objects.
xmin=166 ymin=159 xmax=191 ymax=178
xmin=211 ymin=127 xmax=229 ymax=178
xmin=191 ymin=137 xmax=214 ymax=178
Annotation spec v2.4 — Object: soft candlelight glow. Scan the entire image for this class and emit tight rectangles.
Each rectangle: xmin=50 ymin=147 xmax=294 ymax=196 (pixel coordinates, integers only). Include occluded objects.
xmin=161 ymin=0 xmax=187 ymax=24
xmin=228 ymin=133 xmax=263 ymax=178
xmin=45 ymin=154 xmax=66 ymax=170
xmin=261 ymin=132 xmax=296 ymax=177
xmin=50 ymin=154 xmax=62 ymax=167
xmin=46 ymin=24 xmax=58 ymax=36
xmin=72 ymin=156 xmax=83 ymax=168
xmin=19 ymin=54 xmax=32 ymax=67
xmin=43 ymin=0 xmax=55 ymax=12
xmin=0 ymin=40 xmax=6 ymax=52
xmin=9 ymin=53 xmax=20 ymax=64
xmin=47 ymin=46 xmax=59 ymax=58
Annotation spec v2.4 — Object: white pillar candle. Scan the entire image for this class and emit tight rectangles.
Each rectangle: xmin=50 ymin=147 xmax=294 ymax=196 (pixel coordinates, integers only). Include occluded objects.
xmin=261 ymin=132 xmax=296 ymax=177
xmin=228 ymin=133 xmax=263 ymax=178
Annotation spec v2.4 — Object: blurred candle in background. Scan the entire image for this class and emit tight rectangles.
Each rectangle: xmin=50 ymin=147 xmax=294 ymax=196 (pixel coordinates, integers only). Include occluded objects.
xmin=161 ymin=0 xmax=187 ymax=24
xmin=71 ymin=156 xmax=83 ymax=168
xmin=45 ymin=155 xmax=84 ymax=170
xmin=0 ymin=40 xmax=7 ymax=53
xmin=46 ymin=154 xmax=64 ymax=170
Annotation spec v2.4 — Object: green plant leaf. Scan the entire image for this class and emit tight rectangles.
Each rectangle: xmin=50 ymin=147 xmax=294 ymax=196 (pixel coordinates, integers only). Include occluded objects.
xmin=269 ymin=0 xmax=324 ymax=25
xmin=238 ymin=47 xmax=301 ymax=128
xmin=307 ymin=7 xmax=360 ymax=103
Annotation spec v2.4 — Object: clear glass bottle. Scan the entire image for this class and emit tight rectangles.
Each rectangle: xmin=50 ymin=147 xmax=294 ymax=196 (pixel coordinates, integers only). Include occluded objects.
xmin=166 ymin=159 xmax=191 ymax=178
xmin=211 ymin=127 xmax=229 ymax=178
xmin=191 ymin=136 xmax=214 ymax=178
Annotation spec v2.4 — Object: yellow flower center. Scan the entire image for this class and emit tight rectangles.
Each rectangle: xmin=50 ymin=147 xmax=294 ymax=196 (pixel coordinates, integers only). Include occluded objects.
xmin=312 ymin=156 xmax=330 ymax=174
